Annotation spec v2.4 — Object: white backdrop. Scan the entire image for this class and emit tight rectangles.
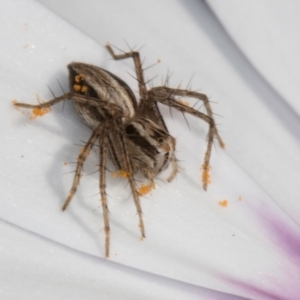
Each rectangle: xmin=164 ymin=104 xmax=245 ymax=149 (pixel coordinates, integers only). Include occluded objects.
xmin=1 ymin=1 xmax=300 ymax=299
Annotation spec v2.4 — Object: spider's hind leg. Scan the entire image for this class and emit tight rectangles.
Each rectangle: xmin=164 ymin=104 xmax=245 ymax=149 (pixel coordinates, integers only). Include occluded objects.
xmin=149 ymin=86 xmax=224 ymax=190
xmin=14 ymin=92 xmax=74 ymax=110
xmin=62 ymin=124 xmax=102 ymax=210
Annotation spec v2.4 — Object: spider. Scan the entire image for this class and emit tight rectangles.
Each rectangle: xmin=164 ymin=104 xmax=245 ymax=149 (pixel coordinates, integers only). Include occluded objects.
xmin=14 ymin=43 xmax=224 ymax=257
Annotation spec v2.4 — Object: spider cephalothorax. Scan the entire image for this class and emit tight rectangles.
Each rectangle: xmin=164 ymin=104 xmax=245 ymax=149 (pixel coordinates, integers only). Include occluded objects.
xmin=15 ymin=43 xmax=224 ymax=257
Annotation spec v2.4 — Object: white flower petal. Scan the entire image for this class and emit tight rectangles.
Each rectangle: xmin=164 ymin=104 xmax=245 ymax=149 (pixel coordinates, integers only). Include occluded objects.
xmin=1 ymin=0 xmax=299 ymax=299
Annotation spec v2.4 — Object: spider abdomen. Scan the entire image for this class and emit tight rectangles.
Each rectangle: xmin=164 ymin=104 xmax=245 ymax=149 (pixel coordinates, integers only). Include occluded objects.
xmin=68 ymin=62 xmax=137 ymax=128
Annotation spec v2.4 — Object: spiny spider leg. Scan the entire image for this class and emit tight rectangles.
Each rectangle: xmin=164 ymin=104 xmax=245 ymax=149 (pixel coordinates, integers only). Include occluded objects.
xmin=14 ymin=92 xmax=123 ymax=115
xmin=15 ymin=93 xmax=72 ymax=109
xmin=106 ymin=43 xmax=168 ymax=132
xmin=98 ymin=122 xmax=110 ymax=257
xmin=149 ymin=86 xmax=224 ymax=190
xmin=62 ymin=124 xmax=102 ymax=210
xmin=106 ymin=43 xmax=147 ymax=99
xmin=115 ymin=119 xmax=145 ymax=240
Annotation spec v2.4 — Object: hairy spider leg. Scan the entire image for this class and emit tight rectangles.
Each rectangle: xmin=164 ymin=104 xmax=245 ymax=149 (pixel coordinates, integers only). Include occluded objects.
xmin=98 ymin=122 xmax=110 ymax=257
xmin=149 ymin=86 xmax=224 ymax=190
xmin=62 ymin=124 xmax=102 ymax=210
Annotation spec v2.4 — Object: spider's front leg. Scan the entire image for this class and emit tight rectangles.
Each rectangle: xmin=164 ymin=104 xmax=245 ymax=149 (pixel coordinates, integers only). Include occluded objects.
xmin=106 ymin=43 xmax=147 ymax=99
xmin=105 ymin=43 xmax=168 ymax=132
xmin=14 ymin=92 xmax=123 ymax=116
xmin=14 ymin=92 xmax=73 ymax=110
xmin=149 ymin=86 xmax=224 ymax=190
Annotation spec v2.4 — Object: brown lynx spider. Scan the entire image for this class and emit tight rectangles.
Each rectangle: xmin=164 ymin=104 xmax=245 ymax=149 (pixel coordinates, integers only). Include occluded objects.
xmin=15 ymin=43 xmax=224 ymax=257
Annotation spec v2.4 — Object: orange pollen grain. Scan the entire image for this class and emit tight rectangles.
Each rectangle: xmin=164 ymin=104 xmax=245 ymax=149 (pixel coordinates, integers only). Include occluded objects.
xmin=201 ymin=165 xmax=211 ymax=186
xmin=73 ymin=84 xmax=82 ymax=92
xmin=218 ymin=200 xmax=228 ymax=207
xmin=138 ymin=182 xmax=156 ymax=196
xmin=238 ymin=196 xmax=242 ymax=201
xmin=12 ymin=99 xmax=19 ymax=110
xmin=30 ymin=107 xmax=51 ymax=120
xmin=117 ymin=170 xmax=130 ymax=178
xmin=81 ymin=85 xmax=88 ymax=93
xmin=75 ymin=73 xmax=85 ymax=83
xmin=138 ymin=184 xmax=151 ymax=195
xmin=111 ymin=170 xmax=132 ymax=179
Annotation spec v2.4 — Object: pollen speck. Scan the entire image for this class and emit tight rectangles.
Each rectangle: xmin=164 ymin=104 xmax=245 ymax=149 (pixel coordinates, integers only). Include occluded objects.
xmin=238 ymin=196 xmax=242 ymax=201
xmin=30 ymin=107 xmax=51 ymax=120
xmin=117 ymin=170 xmax=130 ymax=178
xmin=201 ymin=165 xmax=211 ymax=186
xmin=75 ymin=73 xmax=85 ymax=83
xmin=73 ymin=84 xmax=81 ymax=92
xmin=12 ymin=99 xmax=19 ymax=110
xmin=138 ymin=182 xmax=156 ymax=195
xmin=218 ymin=200 xmax=228 ymax=207
xmin=111 ymin=170 xmax=130 ymax=178
xmin=81 ymin=85 xmax=88 ymax=93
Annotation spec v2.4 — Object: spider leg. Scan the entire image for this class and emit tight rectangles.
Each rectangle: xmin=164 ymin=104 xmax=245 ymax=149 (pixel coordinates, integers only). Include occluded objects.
xmin=106 ymin=44 xmax=147 ymax=99
xmin=14 ymin=92 xmax=123 ymax=115
xmin=98 ymin=123 xmax=110 ymax=258
xmin=14 ymin=93 xmax=73 ymax=109
xmin=149 ymin=86 xmax=224 ymax=190
xmin=62 ymin=124 xmax=102 ymax=210
xmin=115 ymin=120 xmax=145 ymax=240
xmin=106 ymin=44 xmax=168 ymax=129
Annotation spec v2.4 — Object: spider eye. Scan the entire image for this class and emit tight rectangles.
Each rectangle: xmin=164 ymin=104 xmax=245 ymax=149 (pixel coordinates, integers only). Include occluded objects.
xmin=158 ymin=138 xmax=164 ymax=143
xmin=156 ymin=150 xmax=160 ymax=154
